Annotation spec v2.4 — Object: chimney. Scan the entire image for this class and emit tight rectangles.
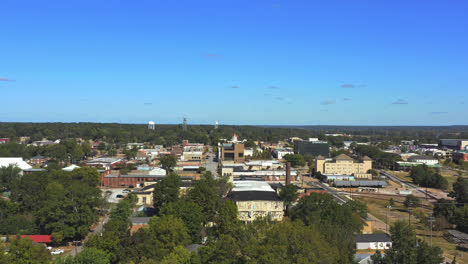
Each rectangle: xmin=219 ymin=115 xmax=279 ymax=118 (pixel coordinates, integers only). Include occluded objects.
xmin=286 ymin=162 xmax=291 ymax=185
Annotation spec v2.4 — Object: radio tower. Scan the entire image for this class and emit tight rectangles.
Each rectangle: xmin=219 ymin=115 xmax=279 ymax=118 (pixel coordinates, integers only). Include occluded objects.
xmin=183 ymin=117 xmax=188 ymax=131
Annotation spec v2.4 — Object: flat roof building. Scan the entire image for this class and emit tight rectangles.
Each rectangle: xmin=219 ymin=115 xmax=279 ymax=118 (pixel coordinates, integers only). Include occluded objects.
xmin=316 ymin=154 xmax=372 ymax=176
xmin=294 ymin=139 xmax=329 ymax=157
xmin=228 ymin=180 xmax=283 ymax=223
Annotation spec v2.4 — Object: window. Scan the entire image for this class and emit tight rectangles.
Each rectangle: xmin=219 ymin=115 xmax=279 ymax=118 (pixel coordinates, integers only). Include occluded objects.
xmin=143 ymin=197 xmax=147 ymax=204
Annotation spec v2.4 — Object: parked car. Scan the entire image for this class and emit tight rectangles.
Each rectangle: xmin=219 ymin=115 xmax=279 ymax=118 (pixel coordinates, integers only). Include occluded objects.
xmin=51 ymin=249 xmax=64 ymax=255
xmin=116 ymin=194 xmax=124 ymax=198
xmin=122 ymin=189 xmax=130 ymax=193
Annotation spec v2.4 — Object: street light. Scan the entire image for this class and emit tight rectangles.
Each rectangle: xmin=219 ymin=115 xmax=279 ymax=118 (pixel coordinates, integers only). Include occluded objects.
xmin=386 ymin=205 xmax=392 ymax=234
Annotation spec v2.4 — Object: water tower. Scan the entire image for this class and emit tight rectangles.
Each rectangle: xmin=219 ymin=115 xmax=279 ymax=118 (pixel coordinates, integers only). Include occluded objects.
xmin=215 ymin=121 xmax=219 ymax=129
xmin=148 ymin=121 xmax=155 ymax=130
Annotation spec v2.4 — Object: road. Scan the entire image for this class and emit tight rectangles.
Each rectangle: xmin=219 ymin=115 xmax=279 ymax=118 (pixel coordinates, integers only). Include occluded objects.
xmin=379 ymin=170 xmax=438 ymax=200
xmin=314 ymin=181 xmax=390 ymax=234
xmin=315 ymin=182 xmax=348 ymax=204
xmin=205 ymin=147 xmax=218 ymax=178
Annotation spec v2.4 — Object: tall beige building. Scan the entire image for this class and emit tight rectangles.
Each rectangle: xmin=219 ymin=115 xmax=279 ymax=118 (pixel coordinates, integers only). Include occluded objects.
xmin=316 ymin=154 xmax=372 ymax=175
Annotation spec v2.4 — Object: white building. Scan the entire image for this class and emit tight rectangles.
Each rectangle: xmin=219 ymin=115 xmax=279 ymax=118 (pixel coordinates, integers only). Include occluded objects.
xmin=407 ymin=155 xmax=438 ymax=166
xmin=355 ymin=234 xmax=392 ymax=250
xmin=148 ymin=167 xmax=166 ymax=176
xmin=62 ymin=164 xmax=81 ymax=172
xmin=228 ymin=181 xmax=284 ymax=223
xmin=0 ymin=157 xmax=33 ymax=173
xmin=272 ymin=148 xmax=294 ymax=159
xmin=244 ymin=148 xmax=254 ymax=157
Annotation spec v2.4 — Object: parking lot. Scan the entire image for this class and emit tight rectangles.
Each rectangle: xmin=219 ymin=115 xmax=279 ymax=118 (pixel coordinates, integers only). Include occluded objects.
xmin=101 ymin=188 xmax=128 ymax=203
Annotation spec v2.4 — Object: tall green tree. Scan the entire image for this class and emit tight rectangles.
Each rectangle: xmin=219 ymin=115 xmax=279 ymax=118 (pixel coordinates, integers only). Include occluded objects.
xmin=279 ymin=184 xmax=298 ymax=214
xmin=188 ymin=173 xmax=221 ymax=223
xmin=214 ymin=200 xmax=241 ymax=236
xmin=450 ymin=176 xmax=468 ymax=204
xmin=153 ymin=173 xmax=181 ymax=211
xmin=159 ymin=155 xmax=178 ymax=174
xmin=404 ymin=194 xmax=420 ymax=209
xmin=0 ymin=164 xmax=21 ymax=191
xmin=160 ymin=199 xmax=204 ymax=243
xmin=283 ymin=154 xmax=306 ymax=167
xmin=6 ymin=237 xmax=51 ymax=264
xmin=147 ymin=215 xmax=191 ymax=259
xmin=372 ymin=221 xmax=444 ymax=264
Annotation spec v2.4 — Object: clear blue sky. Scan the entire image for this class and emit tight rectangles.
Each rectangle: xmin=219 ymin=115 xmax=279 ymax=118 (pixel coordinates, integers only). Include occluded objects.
xmin=1 ymin=0 xmax=467 ymax=125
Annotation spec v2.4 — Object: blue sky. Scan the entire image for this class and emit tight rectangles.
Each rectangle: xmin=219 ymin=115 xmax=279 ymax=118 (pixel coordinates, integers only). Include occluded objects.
xmin=1 ymin=0 xmax=467 ymax=125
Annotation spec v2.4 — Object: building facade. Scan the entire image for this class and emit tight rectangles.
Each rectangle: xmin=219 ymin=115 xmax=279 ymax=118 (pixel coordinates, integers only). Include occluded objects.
xmin=228 ymin=181 xmax=284 ymax=223
xmin=407 ymin=155 xmax=438 ymax=165
xmin=316 ymin=154 xmax=372 ymax=175
xmin=294 ymin=139 xmax=329 ymax=157
xmin=220 ymin=143 xmax=245 ymax=163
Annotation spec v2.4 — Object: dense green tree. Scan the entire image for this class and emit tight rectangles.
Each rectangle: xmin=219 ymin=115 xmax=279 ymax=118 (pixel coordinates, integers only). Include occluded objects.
xmin=188 ymin=173 xmax=221 ymax=223
xmin=159 ymin=155 xmax=178 ymax=174
xmin=409 ymin=165 xmax=448 ymax=190
xmin=6 ymin=237 xmax=51 ymax=264
xmin=353 ymin=145 xmax=401 ymax=169
xmin=55 ymin=247 xmax=110 ymax=264
xmin=404 ymin=194 xmax=420 ymax=209
xmin=455 ymin=205 xmax=468 ymax=233
xmin=0 ymin=164 xmax=21 ymax=191
xmin=214 ymin=200 xmax=241 ymax=236
xmin=433 ymin=199 xmax=457 ymax=223
xmin=160 ymin=199 xmax=204 ymax=242
xmin=247 ymin=221 xmax=340 ymax=264
xmin=373 ymin=221 xmax=444 ymax=264
xmin=450 ymin=176 xmax=468 ymax=204
xmin=283 ymin=154 xmax=306 ymax=167
xmin=161 ymin=245 xmax=192 ymax=264
xmin=147 ymin=215 xmax=191 ymax=259
xmin=244 ymin=139 xmax=256 ymax=148
xmin=291 ymin=193 xmax=366 ymax=263
xmin=153 ymin=173 xmax=181 ymax=211
xmin=279 ymin=184 xmax=298 ymax=214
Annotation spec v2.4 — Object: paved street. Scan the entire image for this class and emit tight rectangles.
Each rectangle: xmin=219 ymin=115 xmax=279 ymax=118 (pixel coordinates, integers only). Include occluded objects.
xmin=205 ymin=147 xmax=219 ymax=178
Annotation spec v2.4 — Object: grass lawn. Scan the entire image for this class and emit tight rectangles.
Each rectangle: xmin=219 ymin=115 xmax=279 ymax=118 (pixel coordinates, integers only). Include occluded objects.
xmin=355 ymin=196 xmax=467 ymax=263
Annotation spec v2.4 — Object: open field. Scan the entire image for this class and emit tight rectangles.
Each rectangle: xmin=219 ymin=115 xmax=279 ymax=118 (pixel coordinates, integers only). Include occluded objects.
xmin=355 ymin=196 xmax=467 ymax=263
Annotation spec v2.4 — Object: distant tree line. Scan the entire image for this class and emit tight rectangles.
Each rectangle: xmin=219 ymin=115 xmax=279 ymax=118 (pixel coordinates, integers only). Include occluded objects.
xmin=1 ymin=123 xmax=468 ymax=148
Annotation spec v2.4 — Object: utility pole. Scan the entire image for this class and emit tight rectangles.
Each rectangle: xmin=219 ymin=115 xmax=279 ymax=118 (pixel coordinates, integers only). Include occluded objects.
xmin=428 ymin=216 xmax=435 ymax=247
xmin=386 ymin=205 xmax=392 ymax=234
xmin=408 ymin=202 xmax=413 ymax=225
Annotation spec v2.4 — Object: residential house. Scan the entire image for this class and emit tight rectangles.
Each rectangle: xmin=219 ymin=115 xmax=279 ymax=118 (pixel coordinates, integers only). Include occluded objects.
xmin=29 ymin=155 xmax=48 ymax=165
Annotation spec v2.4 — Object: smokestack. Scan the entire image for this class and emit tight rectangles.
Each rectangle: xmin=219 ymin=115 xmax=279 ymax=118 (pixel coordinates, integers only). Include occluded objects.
xmin=286 ymin=162 xmax=291 ymax=185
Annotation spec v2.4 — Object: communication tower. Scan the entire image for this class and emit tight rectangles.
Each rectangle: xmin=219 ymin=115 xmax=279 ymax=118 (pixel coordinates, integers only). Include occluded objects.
xmin=183 ymin=117 xmax=188 ymax=131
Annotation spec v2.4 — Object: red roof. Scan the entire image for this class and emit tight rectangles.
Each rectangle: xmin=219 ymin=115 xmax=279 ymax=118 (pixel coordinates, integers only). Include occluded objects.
xmin=21 ymin=235 xmax=52 ymax=243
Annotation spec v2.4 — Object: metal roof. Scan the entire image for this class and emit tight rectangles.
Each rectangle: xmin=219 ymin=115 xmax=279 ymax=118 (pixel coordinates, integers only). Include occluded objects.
xmin=355 ymin=234 xmax=392 ymax=243
xmin=333 ymin=180 xmax=387 ymax=187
